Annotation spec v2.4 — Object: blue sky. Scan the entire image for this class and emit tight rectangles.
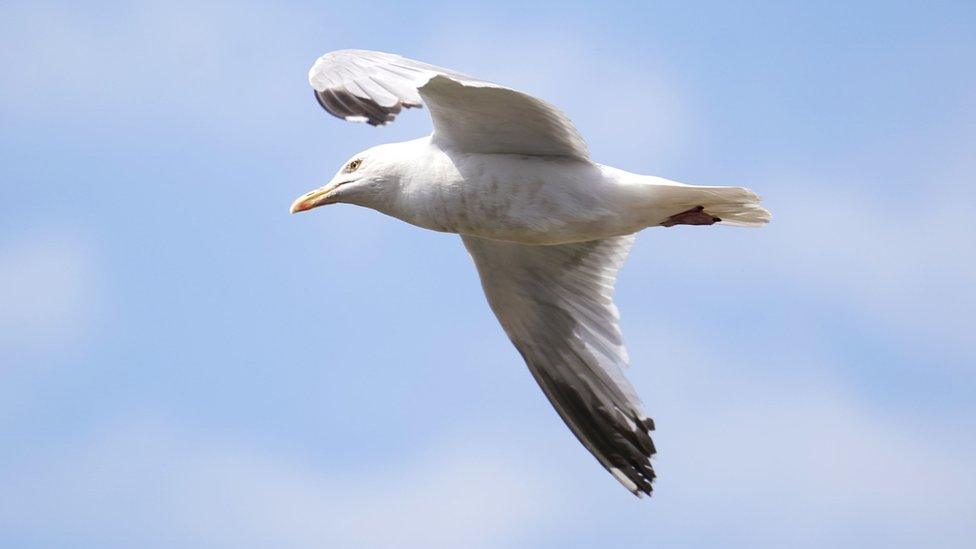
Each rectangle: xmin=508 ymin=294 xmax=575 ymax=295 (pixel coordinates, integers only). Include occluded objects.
xmin=1 ymin=1 xmax=975 ymax=547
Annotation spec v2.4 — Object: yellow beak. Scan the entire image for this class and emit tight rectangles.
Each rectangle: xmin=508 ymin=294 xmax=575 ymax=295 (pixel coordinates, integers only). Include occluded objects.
xmin=290 ymin=184 xmax=337 ymax=214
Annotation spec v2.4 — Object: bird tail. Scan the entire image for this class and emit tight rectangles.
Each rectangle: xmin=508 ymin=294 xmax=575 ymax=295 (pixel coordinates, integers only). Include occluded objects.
xmin=687 ymin=185 xmax=771 ymax=227
xmin=648 ymin=182 xmax=771 ymax=227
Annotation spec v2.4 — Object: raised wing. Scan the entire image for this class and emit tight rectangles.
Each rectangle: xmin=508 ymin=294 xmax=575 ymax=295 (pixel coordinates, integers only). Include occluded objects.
xmin=462 ymin=234 xmax=656 ymax=496
xmin=308 ymin=49 xmax=589 ymax=160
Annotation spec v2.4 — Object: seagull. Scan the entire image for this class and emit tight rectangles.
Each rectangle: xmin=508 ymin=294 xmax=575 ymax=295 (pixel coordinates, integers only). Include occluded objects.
xmin=291 ymin=49 xmax=770 ymax=497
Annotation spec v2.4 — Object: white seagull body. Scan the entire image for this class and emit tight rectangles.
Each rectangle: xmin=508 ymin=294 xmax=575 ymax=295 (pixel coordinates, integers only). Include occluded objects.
xmin=291 ymin=49 xmax=770 ymax=496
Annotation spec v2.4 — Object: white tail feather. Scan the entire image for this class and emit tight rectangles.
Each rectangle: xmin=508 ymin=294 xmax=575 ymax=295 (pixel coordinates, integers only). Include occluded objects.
xmin=651 ymin=183 xmax=771 ymax=227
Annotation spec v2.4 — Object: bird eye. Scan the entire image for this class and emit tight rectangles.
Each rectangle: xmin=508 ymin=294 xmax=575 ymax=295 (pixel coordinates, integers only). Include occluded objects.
xmin=345 ymin=159 xmax=362 ymax=172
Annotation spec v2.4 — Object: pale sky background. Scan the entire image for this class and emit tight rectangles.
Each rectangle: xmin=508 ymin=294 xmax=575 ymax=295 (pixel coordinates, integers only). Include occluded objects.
xmin=2 ymin=1 xmax=975 ymax=547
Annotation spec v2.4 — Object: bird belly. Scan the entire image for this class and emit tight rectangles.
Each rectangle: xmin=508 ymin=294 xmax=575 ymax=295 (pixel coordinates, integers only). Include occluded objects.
xmin=413 ymin=156 xmax=645 ymax=244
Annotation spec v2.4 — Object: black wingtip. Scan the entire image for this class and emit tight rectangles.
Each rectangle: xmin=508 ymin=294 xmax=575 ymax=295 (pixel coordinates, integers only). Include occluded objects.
xmin=314 ymin=89 xmax=422 ymax=127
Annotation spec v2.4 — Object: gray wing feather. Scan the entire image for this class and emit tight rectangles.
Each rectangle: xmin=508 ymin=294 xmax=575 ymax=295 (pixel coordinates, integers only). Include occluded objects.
xmin=462 ymin=234 xmax=656 ymax=496
xmin=308 ymin=49 xmax=459 ymax=126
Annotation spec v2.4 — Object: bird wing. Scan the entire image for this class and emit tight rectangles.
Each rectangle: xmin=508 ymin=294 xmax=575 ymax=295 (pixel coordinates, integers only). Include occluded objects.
xmin=461 ymin=234 xmax=656 ymax=496
xmin=308 ymin=49 xmax=589 ymax=160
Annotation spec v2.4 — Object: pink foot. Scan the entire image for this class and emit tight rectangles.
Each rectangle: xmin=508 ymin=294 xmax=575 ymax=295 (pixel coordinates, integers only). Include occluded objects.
xmin=662 ymin=205 xmax=721 ymax=227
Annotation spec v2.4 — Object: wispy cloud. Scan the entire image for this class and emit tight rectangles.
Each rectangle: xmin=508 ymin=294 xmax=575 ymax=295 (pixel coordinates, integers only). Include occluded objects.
xmin=0 ymin=231 xmax=98 ymax=356
xmin=1 ymin=2 xmax=974 ymax=548
xmin=603 ymin=325 xmax=976 ymax=547
xmin=0 ymin=416 xmax=567 ymax=548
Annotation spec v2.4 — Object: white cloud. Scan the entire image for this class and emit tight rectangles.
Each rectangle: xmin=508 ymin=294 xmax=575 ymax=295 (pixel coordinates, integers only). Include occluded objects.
xmin=758 ymin=178 xmax=974 ymax=357
xmin=608 ymin=325 xmax=976 ymax=547
xmin=0 ymin=416 xmax=567 ymax=549
xmin=0 ymin=2 xmax=303 ymax=132
xmin=0 ymin=231 xmax=98 ymax=354
xmin=1 ymin=324 xmax=973 ymax=548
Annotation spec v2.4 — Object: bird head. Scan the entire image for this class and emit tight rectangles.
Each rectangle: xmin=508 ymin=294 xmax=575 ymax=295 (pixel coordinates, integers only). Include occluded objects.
xmin=290 ymin=145 xmax=399 ymax=213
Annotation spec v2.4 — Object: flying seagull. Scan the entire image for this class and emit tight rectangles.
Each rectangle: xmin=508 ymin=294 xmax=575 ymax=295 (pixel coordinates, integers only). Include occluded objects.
xmin=291 ymin=49 xmax=770 ymax=497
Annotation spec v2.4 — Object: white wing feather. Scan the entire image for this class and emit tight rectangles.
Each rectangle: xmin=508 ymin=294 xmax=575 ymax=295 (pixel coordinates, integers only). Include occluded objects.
xmin=462 ymin=234 xmax=656 ymax=496
xmin=308 ymin=49 xmax=589 ymax=159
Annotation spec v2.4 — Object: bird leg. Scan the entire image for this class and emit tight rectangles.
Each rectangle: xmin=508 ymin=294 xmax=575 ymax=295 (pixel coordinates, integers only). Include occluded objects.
xmin=661 ymin=205 xmax=721 ymax=227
